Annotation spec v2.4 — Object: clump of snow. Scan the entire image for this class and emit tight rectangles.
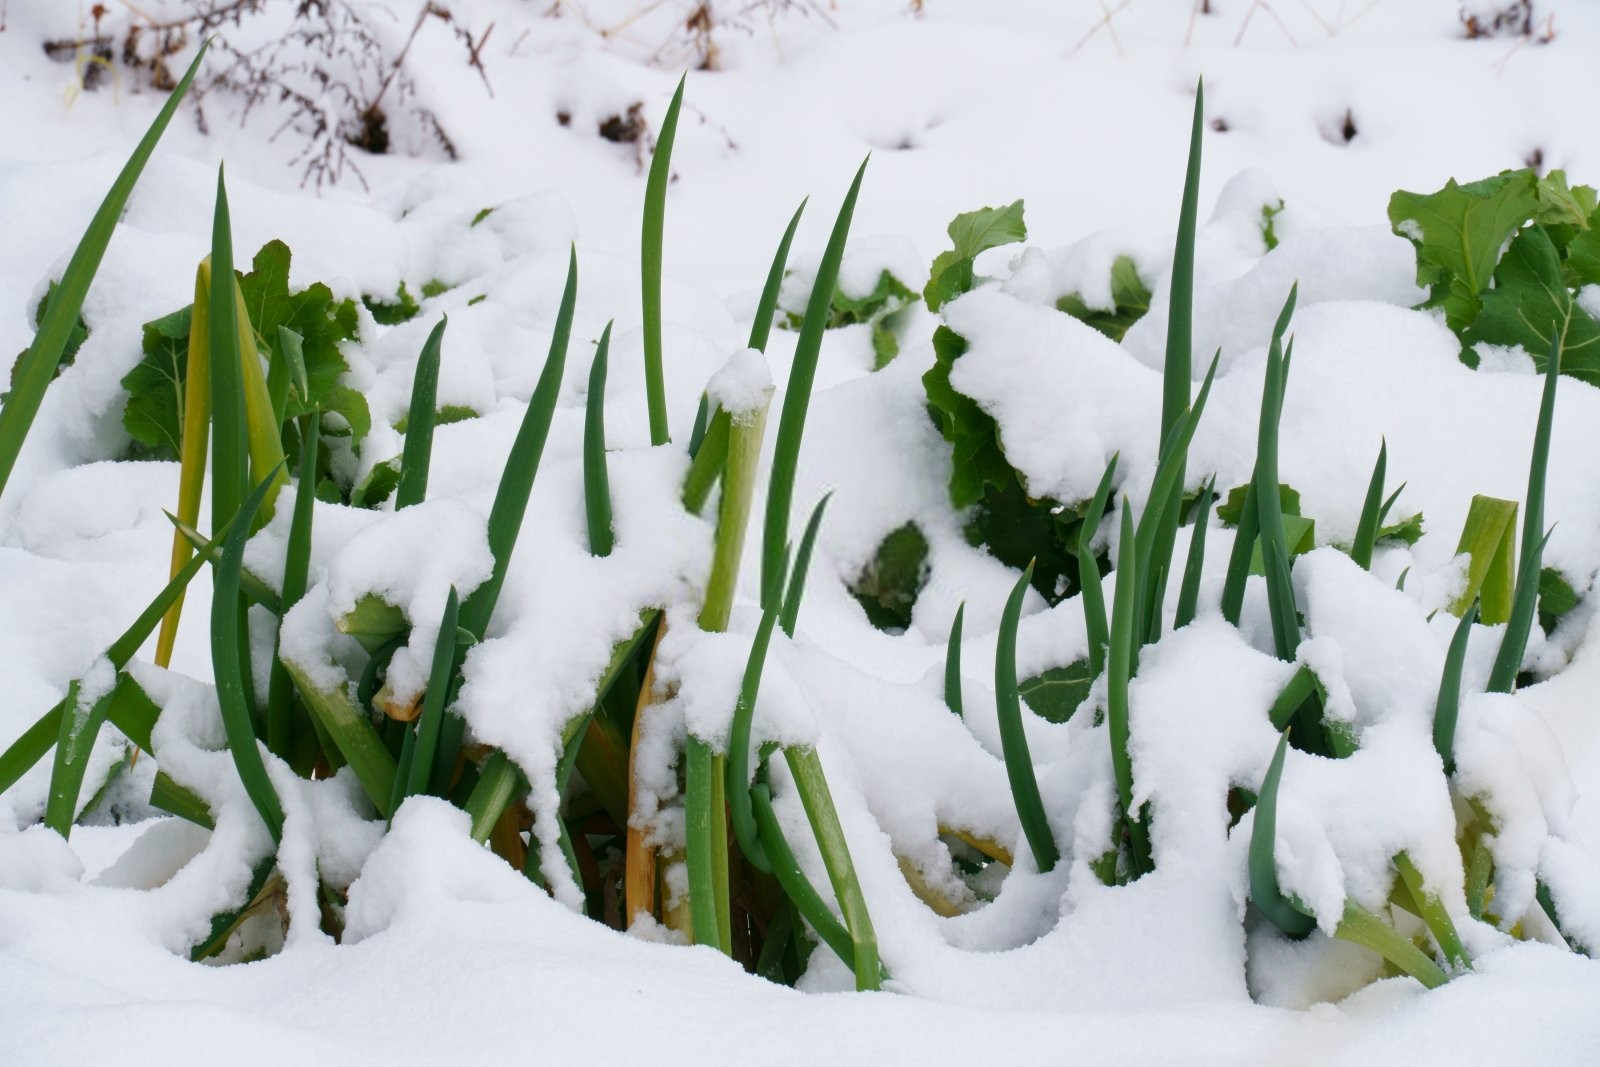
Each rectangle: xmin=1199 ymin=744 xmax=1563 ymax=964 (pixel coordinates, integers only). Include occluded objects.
xmin=704 ymin=347 xmax=774 ymax=420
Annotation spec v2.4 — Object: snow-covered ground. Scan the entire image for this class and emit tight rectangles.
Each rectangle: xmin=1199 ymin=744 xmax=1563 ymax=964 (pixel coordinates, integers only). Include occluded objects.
xmin=4 ymin=1 xmax=1600 ymax=1063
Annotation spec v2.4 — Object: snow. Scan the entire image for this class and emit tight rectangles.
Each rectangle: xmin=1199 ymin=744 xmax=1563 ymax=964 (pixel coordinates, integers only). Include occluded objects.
xmin=4 ymin=0 xmax=1600 ymax=1063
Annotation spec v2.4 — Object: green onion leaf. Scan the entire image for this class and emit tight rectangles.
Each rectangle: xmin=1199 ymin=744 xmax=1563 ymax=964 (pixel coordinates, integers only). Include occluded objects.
xmin=1175 ymin=475 xmax=1216 ymax=629
xmin=1350 ymin=439 xmax=1387 ymax=570
xmin=1254 ymin=286 xmax=1300 ymax=662
xmin=751 ymin=778 xmax=857 ymax=972
xmin=211 ymin=467 xmax=288 ymax=844
xmin=459 ymin=245 xmax=576 ymax=642
xmin=749 ymin=198 xmax=809 ymax=352
xmin=944 ymin=602 xmax=966 ymax=718
xmin=995 ymin=561 xmax=1058 ymax=872
xmin=265 ymin=413 xmax=319 ymax=762
xmin=779 ymin=492 xmax=831 ymax=637
xmin=1078 ymin=453 xmax=1119 ymax=676
xmin=1248 ymin=730 xmax=1317 ymax=937
xmin=1488 ymin=323 xmax=1561 ymax=693
xmin=399 ymin=588 xmax=460 ymax=808
xmin=727 ymin=610 xmax=780 ymax=873
xmin=783 ymin=745 xmax=881 ymax=991
xmin=761 ymin=159 xmax=868 ymax=611
xmin=0 ymin=41 xmax=209 ymax=503
xmin=641 ymin=75 xmax=685 ymax=446
xmin=1433 ymin=598 xmax=1478 ymax=775
xmin=584 ymin=321 xmax=615 ymax=557
xmin=396 ymin=316 xmax=446 ymax=510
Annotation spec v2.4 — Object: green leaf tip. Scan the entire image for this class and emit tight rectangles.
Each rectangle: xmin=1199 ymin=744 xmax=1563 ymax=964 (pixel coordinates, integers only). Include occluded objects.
xmin=1249 ymin=730 xmax=1316 ymax=938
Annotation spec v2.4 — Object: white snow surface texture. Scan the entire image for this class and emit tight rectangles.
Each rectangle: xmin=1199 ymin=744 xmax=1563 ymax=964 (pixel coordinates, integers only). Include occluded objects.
xmin=4 ymin=1 xmax=1600 ymax=1064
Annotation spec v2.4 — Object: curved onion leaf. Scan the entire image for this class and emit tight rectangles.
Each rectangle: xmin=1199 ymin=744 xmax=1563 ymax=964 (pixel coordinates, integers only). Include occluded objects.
xmin=1248 ymin=730 xmax=1316 ymax=937
xmin=944 ymin=602 xmax=965 ymax=718
xmin=995 ymin=562 xmax=1058 ymax=872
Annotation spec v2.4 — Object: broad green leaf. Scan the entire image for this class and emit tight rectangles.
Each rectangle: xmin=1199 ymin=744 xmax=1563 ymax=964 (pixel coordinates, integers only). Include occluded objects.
xmin=1019 ymin=659 xmax=1093 ymax=724
xmin=7 ymin=283 xmax=89 ymax=403
xmin=1378 ymin=510 xmax=1425 ymax=546
xmin=1538 ymin=566 xmax=1579 ymax=634
xmin=1464 ymin=226 xmax=1600 ymax=385
xmin=1056 ymin=255 xmax=1152 ymax=342
xmin=848 ymin=521 xmax=929 ymax=632
xmin=1567 ymin=213 xmax=1600 ymax=287
xmin=350 ymin=456 xmax=402 ymax=509
xmin=924 ymin=200 xmax=1026 ymax=312
xmin=923 ymin=324 xmax=1097 ymax=605
xmin=924 ymin=326 xmax=1011 ymax=508
xmin=1388 ymin=170 xmax=1540 ymax=332
xmin=1533 ymin=170 xmax=1598 ymax=232
xmin=235 ymin=240 xmax=366 ymax=442
xmin=1218 ymin=482 xmax=1300 ymax=526
xmin=120 ymin=240 xmax=370 ymax=473
xmin=362 ymin=281 xmax=421 ymax=325
xmin=830 ymin=269 xmax=918 ymax=324
xmin=121 ymin=305 xmax=191 ymax=458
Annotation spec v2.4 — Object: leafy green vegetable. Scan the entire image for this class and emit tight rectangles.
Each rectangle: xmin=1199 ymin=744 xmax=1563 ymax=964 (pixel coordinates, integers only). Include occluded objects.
xmin=394 ymin=404 xmax=476 ymax=434
xmin=121 ymin=239 xmax=370 ymax=478
xmin=1378 ymin=510 xmax=1425 ymax=546
xmin=1018 ymin=659 xmax=1093 ymax=724
xmin=235 ymin=240 xmax=368 ymax=448
xmin=848 ymin=521 xmax=929 ymax=632
xmin=363 ymin=281 xmax=421 ymax=325
xmin=1260 ymin=198 xmax=1285 ymax=251
xmin=121 ymin=306 xmax=191 ymax=458
xmin=6 ymin=283 xmax=89 ymax=403
xmin=1218 ymin=482 xmax=1300 ymax=526
xmin=1463 ymin=226 xmax=1600 ymax=384
xmin=923 ymin=327 xmax=1010 ymax=509
xmin=350 ymin=457 xmax=402 ymax=509
xmin=923 ymin=325 xmax=1095 ymax=603
xmin=829 ymin=269 xmax=917 ymax=368
xmin=1539 ymin=567 xmax=1579 ymax=634
xmin=924 ymin=201 xmax=1026 ymax=312
xmin=1055 ymin=255 xmax=1151 ymax=342
xmin=1388 ymin=169 xmax=1541 ymax=332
